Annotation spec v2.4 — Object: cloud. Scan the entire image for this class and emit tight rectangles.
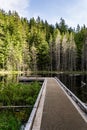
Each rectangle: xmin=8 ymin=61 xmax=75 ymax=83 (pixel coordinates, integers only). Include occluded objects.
xmin=0 ymin=0 xmax=87 ymax=28
xmin=0 ymin=0 xmax=30 ymax=18
xmin=65 ymin=0 xmax=87 ymax=27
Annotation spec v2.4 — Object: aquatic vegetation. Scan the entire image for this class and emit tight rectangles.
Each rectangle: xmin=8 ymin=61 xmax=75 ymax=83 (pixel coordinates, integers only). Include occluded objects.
xmin=0 ymin=81 xmax=41 ymax=130
xmin=0 ymin=82 xmax=41 ymax=106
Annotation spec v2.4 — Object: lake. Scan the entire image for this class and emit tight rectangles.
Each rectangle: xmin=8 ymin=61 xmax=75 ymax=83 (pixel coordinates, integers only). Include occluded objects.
xmin=0 ymin=73 xmax=87 ymax=103
xmin=0 ymin=73 xmax=87 ymax=130
xmin=56 ymin=73 xmax=87 ymax=103
xmin=31 ymin=72 xmax=87 ymax=103
xmin=0 ymin=74 xmax=39 ymax=130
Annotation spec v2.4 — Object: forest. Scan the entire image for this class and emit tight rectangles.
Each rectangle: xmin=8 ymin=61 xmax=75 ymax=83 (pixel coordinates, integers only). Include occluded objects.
xmin=0 ymin=9 xmax=87 ymax=72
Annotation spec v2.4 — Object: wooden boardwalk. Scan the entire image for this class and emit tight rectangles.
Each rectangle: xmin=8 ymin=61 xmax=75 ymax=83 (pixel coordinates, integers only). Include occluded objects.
xmin=40 ymin=78 xmax=87 ymax=130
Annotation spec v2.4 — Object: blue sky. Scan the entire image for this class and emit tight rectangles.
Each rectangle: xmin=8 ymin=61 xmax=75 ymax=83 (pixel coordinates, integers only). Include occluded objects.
xmin=0 ymin=0 xmax=87 ymax=28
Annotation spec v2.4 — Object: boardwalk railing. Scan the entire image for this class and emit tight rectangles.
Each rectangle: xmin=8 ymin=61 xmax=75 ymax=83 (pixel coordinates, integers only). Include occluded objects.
xmin=55 ymin=77 xmax=87 ymax=114
xmin=24 ymin=78 xmax=47 ymax=130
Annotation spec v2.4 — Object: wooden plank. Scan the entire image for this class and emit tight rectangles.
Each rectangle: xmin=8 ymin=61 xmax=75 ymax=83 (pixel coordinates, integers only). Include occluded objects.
xmin=40 ymin=78 xmax=87 ymax=130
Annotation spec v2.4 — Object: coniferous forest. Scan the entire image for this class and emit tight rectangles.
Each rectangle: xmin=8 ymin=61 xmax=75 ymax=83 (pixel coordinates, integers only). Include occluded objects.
xmin=0 ymin=9 xmax=87 ymax=72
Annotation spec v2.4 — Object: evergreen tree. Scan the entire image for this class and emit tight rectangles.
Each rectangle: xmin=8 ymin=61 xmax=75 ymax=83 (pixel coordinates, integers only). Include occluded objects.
xmin=0 ymin=9 xmax=87 ymax=72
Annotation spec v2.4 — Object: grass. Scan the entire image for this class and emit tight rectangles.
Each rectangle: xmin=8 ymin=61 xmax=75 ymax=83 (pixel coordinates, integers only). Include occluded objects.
xmin=0 ymin=81 xmax=41 ymax=106
xmin=0 ymin=110 xmax=21 ymax=130
xmin=0 ymin=81 xmax=41 ymax=130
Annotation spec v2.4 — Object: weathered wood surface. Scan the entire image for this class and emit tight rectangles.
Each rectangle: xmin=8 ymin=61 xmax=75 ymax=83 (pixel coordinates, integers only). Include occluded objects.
xmin=0 ymin=105 xmax=33 ymax=109
xmin=40 ymin=78 xmax=87 ymax=130
xmin=19 ymin=76 xmax=45 ymax=82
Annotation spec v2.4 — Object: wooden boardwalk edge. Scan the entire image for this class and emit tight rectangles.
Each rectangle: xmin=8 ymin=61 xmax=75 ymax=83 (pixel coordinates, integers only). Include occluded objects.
xmin=40 ymin=78 xmax=87 ymax=130
xmin=55 ymin=77 xmax=87 ymax=123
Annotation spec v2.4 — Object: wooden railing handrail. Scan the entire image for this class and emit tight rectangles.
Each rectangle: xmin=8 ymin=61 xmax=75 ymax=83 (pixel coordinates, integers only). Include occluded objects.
xmin=24 ymin=78 xmax=47 ymax=130
xmin=55 ymin=77 xmax=87 ymax=114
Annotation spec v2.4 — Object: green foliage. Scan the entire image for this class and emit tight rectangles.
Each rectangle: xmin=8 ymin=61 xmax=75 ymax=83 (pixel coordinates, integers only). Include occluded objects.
xmin=56 ymin=18 xmax=68 ymax=34
xmin=0 ymin=111 xmax=21 ymax=130
xmin=37 ymin=41 xmax=50 ymax=70
xmin=0 ymin=9 xmax=87 ymax=71
xmin=0 ymin=80 xmax=41 ymax=130
xmin=74 ymin=26 xmax=87 ymax=70
xmin=0 ymin=10 xmax=29 ymax=71
xmin=0 ymin=82 xmax=41 ymax=105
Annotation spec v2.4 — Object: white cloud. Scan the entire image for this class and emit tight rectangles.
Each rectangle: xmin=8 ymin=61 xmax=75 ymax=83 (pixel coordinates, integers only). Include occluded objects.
xmin=65 ymin=0 xmax=87 ymax=27
xmin=0 ymin=0 xmax=87 ymax=28
xmin=0 ymin=0 xmax=30 ymax=18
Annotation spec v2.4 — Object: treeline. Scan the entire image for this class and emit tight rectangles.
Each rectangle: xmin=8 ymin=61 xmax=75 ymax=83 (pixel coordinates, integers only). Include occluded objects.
xmin=0 ymin=9 xmax=87 ymax=72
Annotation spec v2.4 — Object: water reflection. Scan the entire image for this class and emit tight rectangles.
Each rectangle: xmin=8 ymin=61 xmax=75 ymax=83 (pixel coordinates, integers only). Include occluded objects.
xmin=0 ymin=74 xmax=32 ymax=130
xmin=0 ymin=108 xmax=32 ymax=130
xmin=0 ymin=73 xmax=87 ymax=129
xmin=0 ymin=74 xmax=19 ymax=85
xmin=24 ymin=71 xmax=87 ymax=103
xmin=57 ymin=74 xmax=87 ymax=103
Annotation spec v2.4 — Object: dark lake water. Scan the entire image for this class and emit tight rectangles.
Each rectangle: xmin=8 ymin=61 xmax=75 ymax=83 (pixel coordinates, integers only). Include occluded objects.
xmin=0 ymin=73 xmax=87 ymax=129
xmin=27 ymin=72 xmax=87 ymax=103
xmin=32 ymin=72 xmax=87 ymax=103
xmin=0 ymin=74 xmax=32 ymax=130
xmin=0 ymin=73 xmax=87 ymax=104
xmin=56 ymin=74 xmax=87 ymax=103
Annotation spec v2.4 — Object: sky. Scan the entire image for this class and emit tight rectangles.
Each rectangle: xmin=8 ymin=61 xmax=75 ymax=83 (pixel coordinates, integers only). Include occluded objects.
xmin=0 ymin=0 xmax=87 ymax=28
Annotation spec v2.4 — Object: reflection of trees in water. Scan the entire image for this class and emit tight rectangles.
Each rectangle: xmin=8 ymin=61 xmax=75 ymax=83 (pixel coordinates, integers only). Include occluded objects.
xmin=57 ymin=74 xmax=87 ymax=103
xmin=0 ymin=74 xmax=19 ymax=87
xmin=81 ymin=75 xmax=87 ymax=103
